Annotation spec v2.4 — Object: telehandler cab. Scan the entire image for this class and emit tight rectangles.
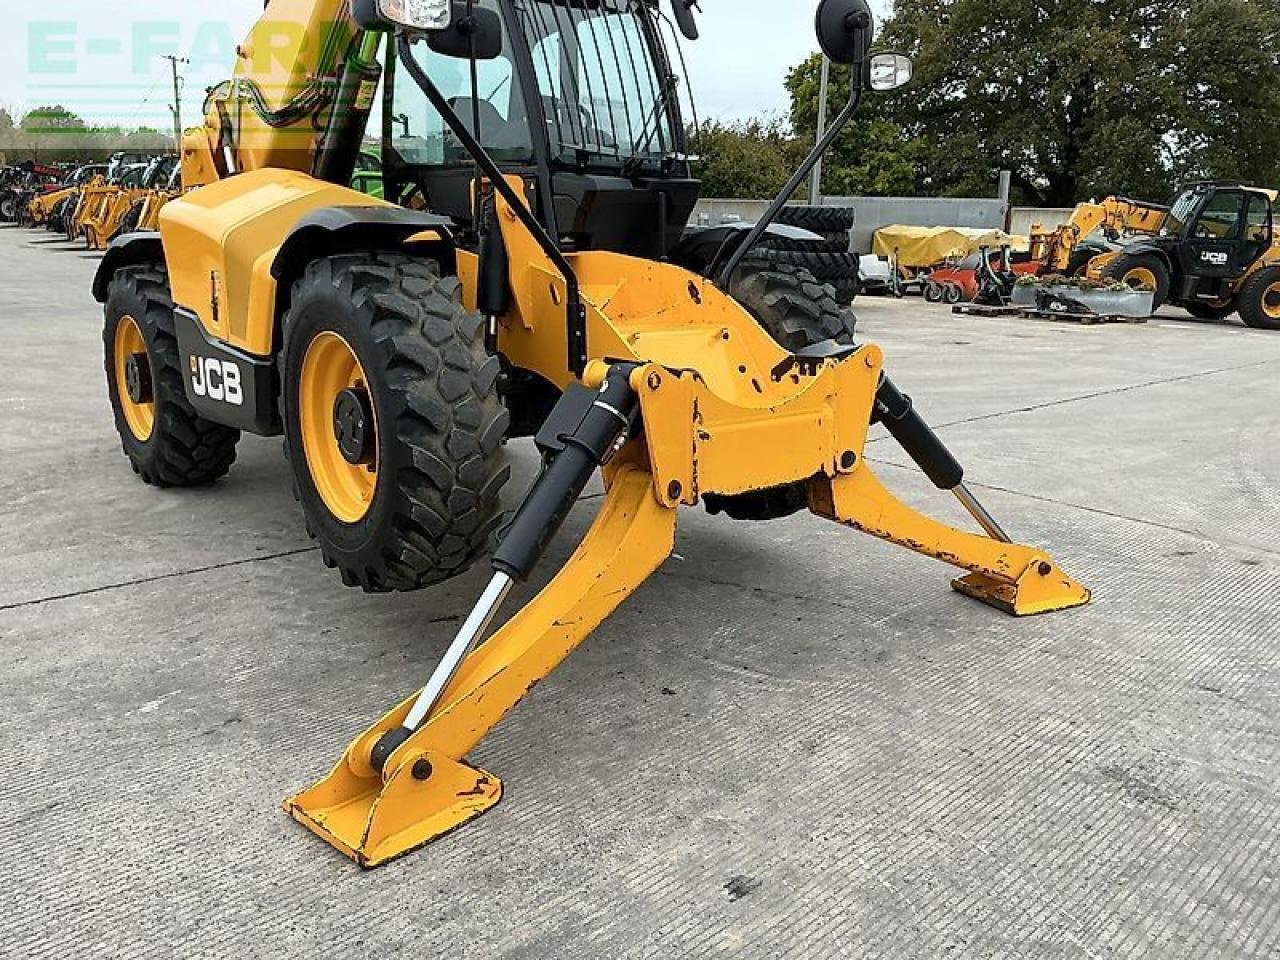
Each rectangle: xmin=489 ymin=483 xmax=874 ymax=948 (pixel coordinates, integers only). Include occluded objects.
xmin=93 ymin=0 xmax=1089 ymax=868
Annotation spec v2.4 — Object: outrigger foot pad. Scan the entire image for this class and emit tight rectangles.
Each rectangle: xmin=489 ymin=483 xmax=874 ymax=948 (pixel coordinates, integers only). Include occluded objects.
xmin=953 ymin=559 xmax=1091 ymax=617
xmin=286 ymin=749 xmax=502 ymax=869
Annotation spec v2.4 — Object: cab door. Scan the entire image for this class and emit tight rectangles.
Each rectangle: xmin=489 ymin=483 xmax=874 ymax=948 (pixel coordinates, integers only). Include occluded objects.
xmin=1180 ymin=188 xmax=1245 ymax=279
xmin=1237 ymin=192 xmax=1273 ymax=273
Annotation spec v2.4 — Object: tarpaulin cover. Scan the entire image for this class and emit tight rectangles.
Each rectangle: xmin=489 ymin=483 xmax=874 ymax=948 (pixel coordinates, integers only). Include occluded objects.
xmin=872 ymin=225 xmax=1030 ymax=267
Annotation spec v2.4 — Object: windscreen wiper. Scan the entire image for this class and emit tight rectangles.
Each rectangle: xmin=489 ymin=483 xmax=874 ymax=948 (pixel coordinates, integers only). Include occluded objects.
xmin=622 ymin=76 xmax=676 ymax=175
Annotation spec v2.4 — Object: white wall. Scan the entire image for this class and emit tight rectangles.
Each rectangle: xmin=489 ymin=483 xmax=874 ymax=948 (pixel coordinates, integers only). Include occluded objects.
xmin=1008 ymin=207 xmax=1076 ymax=237
xmin=691 ymin=199 xmax=1083 ymax=252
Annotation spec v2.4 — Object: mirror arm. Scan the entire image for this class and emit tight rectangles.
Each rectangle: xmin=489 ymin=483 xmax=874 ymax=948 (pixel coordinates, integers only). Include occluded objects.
xmin=716 ymin=76 xmax=865 ymax=291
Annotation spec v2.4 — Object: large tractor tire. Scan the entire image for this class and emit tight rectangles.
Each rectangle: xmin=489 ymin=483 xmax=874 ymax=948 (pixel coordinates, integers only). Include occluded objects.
xmin=751 ymin=247 xmax=861 ymax=306
xmin=705 ymin=260 xmax=857 ymax=522
xmin=761 ymin=230 xmax=850 ymax=255
xmin=832 ymin=272 xmax=861 ymax=306
xmin=730 ymin=258 xmax=858 ymax=351
xmin=103 ymin=265 xmax=241 ymax=486
xmin=776 ymin=205 xmax=856 ymax=234
xmin=1100 ymin=252 xmax=1170 ymax=310
xmin=0 ymin=195 xmax=16 ymax=222
xmin=279 ymin=253 xmax=510 ymax=593
xmin=1237 ymin=265 xmax=1280 ymax=331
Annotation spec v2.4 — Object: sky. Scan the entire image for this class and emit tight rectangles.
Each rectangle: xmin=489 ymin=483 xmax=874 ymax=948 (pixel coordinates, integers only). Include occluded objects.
xmin=0 ymin=1 xmax=892 ymax=130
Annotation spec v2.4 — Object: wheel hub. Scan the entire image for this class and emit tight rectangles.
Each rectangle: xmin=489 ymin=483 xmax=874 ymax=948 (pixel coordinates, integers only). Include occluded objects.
xmin=1125 ymin=267 xmax=1157 ymax=290
xmin=333 ymin=386 xmax=375 ymax=466
xmin=124 ymin=352 xmax=152 ymax=404
xmin=1264 ymin=282 xmax=1280 ymax=319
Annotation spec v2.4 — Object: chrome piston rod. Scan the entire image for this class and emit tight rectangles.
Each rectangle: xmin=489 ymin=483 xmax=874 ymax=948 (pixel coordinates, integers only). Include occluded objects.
xmin=952 ymin=482 xmax=1012 ymax=544
xmin=370 ymin=365 xmax=643 ymax=774
xmin=875 ymin=375 xmax=1013 ymax=544
xmin=402 ymin=571 xmax=515 ymax=732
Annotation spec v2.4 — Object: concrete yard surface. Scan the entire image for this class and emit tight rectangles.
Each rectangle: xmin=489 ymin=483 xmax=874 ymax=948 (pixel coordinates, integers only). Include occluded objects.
xmin=1 ymin=223 xmax=1279 ymax=958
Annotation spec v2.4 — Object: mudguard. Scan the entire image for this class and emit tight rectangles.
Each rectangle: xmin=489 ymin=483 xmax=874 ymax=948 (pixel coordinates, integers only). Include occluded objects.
xmin=92 ymin=232 xmax=165 ymax=303
xmin=270 ymin=204 xmax=458 ymax=325
xmin=156 ymin=168 xmax=453 ymax=357
xmin=1108 ymin=239 xmax=1172 ymax=267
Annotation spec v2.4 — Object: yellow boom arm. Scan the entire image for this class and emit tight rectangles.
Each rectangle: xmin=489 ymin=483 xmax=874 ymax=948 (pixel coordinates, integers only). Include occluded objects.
xmin=1034 ymin=196 xmax=1169 ymax=273
xmin=181 ymin=0 xmax=366 ymax=188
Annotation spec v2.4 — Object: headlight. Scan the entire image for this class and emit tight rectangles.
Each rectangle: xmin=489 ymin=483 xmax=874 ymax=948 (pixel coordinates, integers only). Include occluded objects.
xmin=374 ymin=0 xmax=452 ymax=31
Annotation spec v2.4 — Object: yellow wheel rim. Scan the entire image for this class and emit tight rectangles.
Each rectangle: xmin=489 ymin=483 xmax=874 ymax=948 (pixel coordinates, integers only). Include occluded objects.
xmin=1123 ymin=266 xmax=1157 ymax=290
xmin=299 ymin=331 xmax=379 ymax=524
xmin=113 ymin=315 xmax=154 ymax=442
xmin=1263 ymin=282 xmax=1280 ymax=320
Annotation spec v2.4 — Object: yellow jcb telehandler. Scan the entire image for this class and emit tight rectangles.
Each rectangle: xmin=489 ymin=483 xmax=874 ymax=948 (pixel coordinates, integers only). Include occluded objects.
xmin=80 ymin=161 xmax=160 ymax=250
xmin=1032 ymin=185 xmax=1280 ymax=328
xmin=127 ymin=161 xmax=184 ymax=234
xmin=93 ymin=0 xmax=1090 ymax=869
xmin=26 ymin=164 xmax=106 ymax=228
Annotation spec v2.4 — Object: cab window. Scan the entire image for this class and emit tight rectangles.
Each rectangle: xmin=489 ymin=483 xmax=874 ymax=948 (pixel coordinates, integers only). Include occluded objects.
xmin=1193 ymin=191 xmax=1244 ymax=240
xmin=521 ymin=0 xmax=674 ymax=165
xmin=1245 ymin=193 xmax=1272 ymax=244
xmin=392 ymin=1 xmax=533 ymax=167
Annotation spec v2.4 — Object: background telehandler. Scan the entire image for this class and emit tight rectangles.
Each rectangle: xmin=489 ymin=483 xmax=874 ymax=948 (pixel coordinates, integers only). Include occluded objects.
xmin=93 ymin=0 xmax=1089 ymax=868
xmin=27 ymin=163 xmax=108 ymax=232
xmin=1033 ymin=183 xmax=1280 ymax=328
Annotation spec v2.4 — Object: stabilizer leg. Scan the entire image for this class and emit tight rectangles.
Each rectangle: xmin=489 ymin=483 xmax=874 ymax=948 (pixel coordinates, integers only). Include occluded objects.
xmin=811 ymin=466 xmax=1090 ymax=616
xmin=286 ymin=366 xmax=678 ymax=868
xmin=286 ymin=464 xmax=676 ymax=867
xmin=812 ymin=374 xmax=1090 ymax=617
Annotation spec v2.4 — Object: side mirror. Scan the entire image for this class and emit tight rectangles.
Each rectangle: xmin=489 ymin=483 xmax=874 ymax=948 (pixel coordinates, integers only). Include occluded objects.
xmin=426 ymin=4 xmax=503 ymax=60
xmin=868 ymin=53 xmax=912 ymax=91
xmin=671 ymin=0 xmax=699 ymax=41
xmin=814 ymin=0 xmax=874 ymax=65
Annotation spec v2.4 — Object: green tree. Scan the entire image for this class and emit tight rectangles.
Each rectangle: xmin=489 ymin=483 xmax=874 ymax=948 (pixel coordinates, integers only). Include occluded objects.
xmin=1168 ymin=0 xmax=1280 ymax=187
xmin=688 ymin=118 xmax=797 ymax=199
xmin=0 ymin=108 xmax=14 ymax=163
xmin=784 ymin=58 xmax=918 ymax=197
xmin=841 ymin=0 xmax=1280 ymax=205
xmin=20 ymin=105 xmax=85 ymax=133
xmin=20 ymin=105 xmax=90 ymax=162
xmin=874 ymin=0 xmax=1183 ymax=204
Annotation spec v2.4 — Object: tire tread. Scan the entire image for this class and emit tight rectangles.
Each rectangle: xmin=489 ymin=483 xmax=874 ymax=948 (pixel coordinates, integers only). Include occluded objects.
xmin=280 ymin=252 xmax=510 ymax=593
xmin=103 ymin=265 xmax=240 ymax=487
